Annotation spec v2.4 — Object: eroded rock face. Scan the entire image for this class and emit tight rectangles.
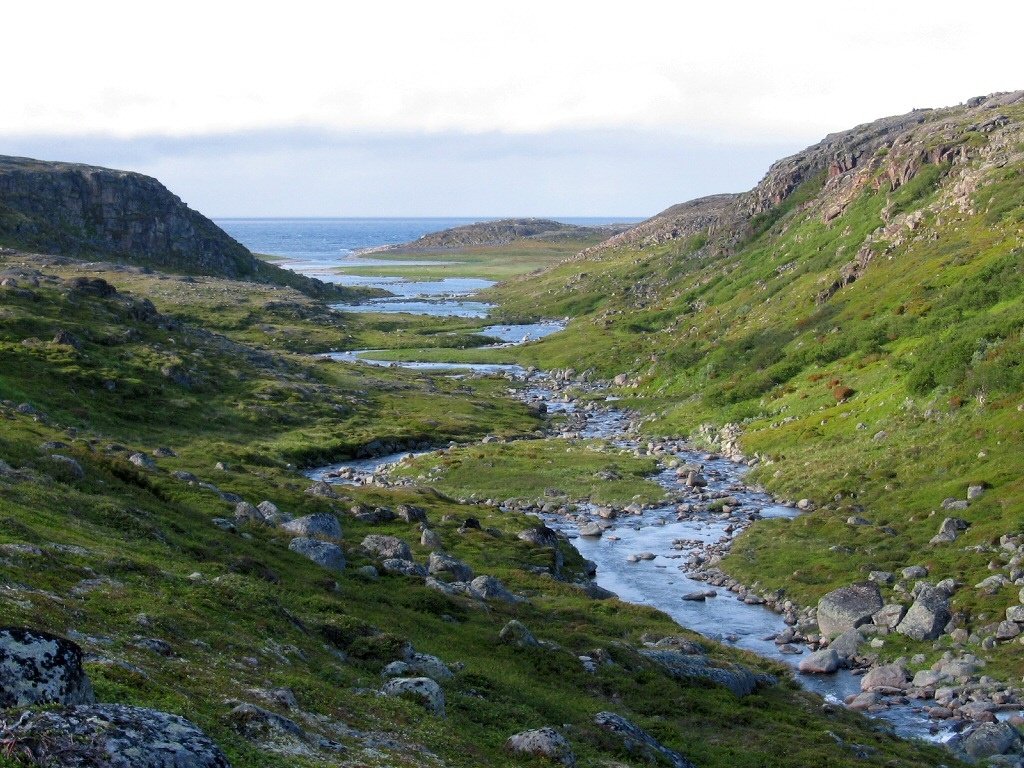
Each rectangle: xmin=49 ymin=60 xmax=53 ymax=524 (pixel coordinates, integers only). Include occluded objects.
xmin=505 ymin=727 xmax=577 ymax=767
xmin=816 ymin=582 xmax=883 ymax=637
xmin=0 ymin=627 xmax=95 ymax=707
xmin=517 ymin=525 xmax=560 ymax=548
xmin=0 ymin=704 xmax=230 ymax=767
xmin=0 ymin=155 xmax=256 ymax=280
xmin=638 ymin=649 xmax=770 ymax=697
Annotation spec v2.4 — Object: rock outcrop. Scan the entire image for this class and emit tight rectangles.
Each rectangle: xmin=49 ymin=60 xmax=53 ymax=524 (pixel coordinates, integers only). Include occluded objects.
xmin=0 ymin=156 xmax=255 ymax=277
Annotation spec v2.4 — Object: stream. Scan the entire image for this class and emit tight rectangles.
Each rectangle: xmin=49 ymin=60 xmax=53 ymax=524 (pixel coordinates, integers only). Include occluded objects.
xmin=306 ymin=267 xmax=962 ymax=744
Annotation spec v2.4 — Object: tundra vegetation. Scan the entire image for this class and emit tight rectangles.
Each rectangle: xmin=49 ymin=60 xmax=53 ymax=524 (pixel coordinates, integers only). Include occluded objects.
xmin=7 ymin=90 xmax=1024 ymax=765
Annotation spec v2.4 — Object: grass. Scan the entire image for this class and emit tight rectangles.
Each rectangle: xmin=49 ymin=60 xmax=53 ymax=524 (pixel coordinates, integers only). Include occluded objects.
xmin=0 ymin=245 xmax=958 ymax=767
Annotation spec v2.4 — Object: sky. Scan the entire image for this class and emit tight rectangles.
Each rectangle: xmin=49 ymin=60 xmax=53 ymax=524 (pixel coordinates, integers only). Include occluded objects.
xmin=3 ymin=1 xmax=1023 ymax=218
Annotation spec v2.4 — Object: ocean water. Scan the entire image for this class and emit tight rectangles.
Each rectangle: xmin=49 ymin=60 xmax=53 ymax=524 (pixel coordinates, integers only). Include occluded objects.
xmin=215 ymin=217 xmax=640 ymax=271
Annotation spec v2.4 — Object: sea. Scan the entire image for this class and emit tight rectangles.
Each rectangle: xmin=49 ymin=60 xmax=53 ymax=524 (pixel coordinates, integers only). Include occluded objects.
xmin=215 ymin=217 xmax=640 ymax=272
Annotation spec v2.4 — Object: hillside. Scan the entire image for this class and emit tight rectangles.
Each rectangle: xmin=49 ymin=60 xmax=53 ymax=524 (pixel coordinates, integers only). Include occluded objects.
xmin=485 ymin=90 xmax=1024 ymax=685
xmin=0 ymin=248 xmax=956 ymax=764
xmin=0 ymin=156 xmax=365 ymax=300
xmin=367 ymin=218 xmax=631 ymax=253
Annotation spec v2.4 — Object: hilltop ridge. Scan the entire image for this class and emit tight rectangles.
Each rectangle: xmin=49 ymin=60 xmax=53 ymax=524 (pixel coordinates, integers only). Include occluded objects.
xmin=0 ymin=155 xmax=361 ymax=299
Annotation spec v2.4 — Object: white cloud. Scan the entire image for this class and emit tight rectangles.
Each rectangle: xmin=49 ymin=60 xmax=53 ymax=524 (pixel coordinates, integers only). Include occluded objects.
xmin=7 ymin=1 xmax=1022 ymax=140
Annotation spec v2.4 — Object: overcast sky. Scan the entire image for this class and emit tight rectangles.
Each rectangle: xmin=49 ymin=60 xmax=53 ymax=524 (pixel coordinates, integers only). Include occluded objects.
xmin=4 ymin=1 xmax=1022 ymax=217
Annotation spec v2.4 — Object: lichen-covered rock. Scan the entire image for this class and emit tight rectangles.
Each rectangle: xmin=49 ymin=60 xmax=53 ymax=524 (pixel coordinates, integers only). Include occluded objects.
xmin=362 ymin=535 xmax=412 ymax=561
xmin=638 ymin=649 xmax=769 ymax=697
xmin=816 ymin=582 xmax=883 ymax=637
xmin=281 ymin=513 xmax=341 ymax=540
xmin=233 ymin=502 xmax=266 ymax=526
xmin=0 ymin=703 xmax=230 ymax=767
xmin=962 ymin=721 xmax=1021 ymax=759
xmin=257 ymin=500 xmax=292 ymax=525
xmin=380 ymin=559 xmax=428 ymax=578
xmin=381 ymin=677 xmax=445 ymax=716
xmin=896 ymin=585 xmax=951 ymax=641
xmin=288 ymin=537 xmax=346 ymax=572
xmin=0 ymin=627 xmax=95 ymax=707
xmin=517 ymin=525 xmax=560 ymax=548
xmin=505 ymin=727 xmax=576 ymax=766
xmin=428 ymin=552 xmax=473 ymax=582
xmin=471 ymin=575 xmax=524 ymax=603
xmin=930 ymin=516 xmax=969 ymax=545
xmin=499 ymin=620 xmax=539 ymax=648
xmin=593 ymin=711 xmax=696 ymax=768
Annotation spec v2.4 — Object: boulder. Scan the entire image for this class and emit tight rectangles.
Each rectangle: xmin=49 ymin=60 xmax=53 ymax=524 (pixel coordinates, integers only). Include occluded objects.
xmin=0 ymin=627 xmax=95 ymax=707
xmin=420 ymin=528 xmax=443 ymax=549
xmin=499 ymin=620 xmax=539 ymax=648
xmin=902 ymin=565 xmax=929 ymax=579
xmin=816 ymin=582 xmax=883 ymax=637
xmin=428 ymin=552 xmax=474 ymax=582
xmin=233 ymin=502 xmax=266 ymax=526
xmin=798 ymin=649 xmax=840 ymax=674
xmin=860 ymin=663 xmax=909 ymax=696
xmin=504 ymin=727 xmax=576 ymax=767
xmin=1 ymin=704 xmax=230 ymax=767
xmin=47 ymin=454 xmax=84 ymax=480
xmin=256 ymin=500 xmax=292 ymax=525
xmin=593 ymin=711 xmax=696 ymax=768
xmin=930 ymin=516 xmax=969 ymax=545
xmin=288 ymin=537 xmax=346 ymax=572
xmin=826 ymin=628 xmax=863 ymax=660
xmin=872 ymin=604 xmax=906 ymax=629
xmin=861 ymin=663 xmax=910 ymax=692
xmin=381 ymin=677 xmax=445 ymax=716
xmin=361 ymin=535 xmax=412 ymax=561
xmin=396 ymin=504 xmax=427 ymax=523
xmin=472 ymin=575 xmax=523 ymax=603
xmin=281 ymin=513 xmax=341 ymax=539
xmin=963 ymin=722 xmax=1020 ymax=760
xmin=896 ymin=585 xmax=951 ymax=641
xmin=578 ymin=522 xmax=603 ymax=537
xmin=380 ymin=559 xmax=428 ymax=578
xmin=517 ymin=525 xmax=560 ymax=548
xmin=1006 ymin=605 xmax=1024 ymax=623
xmin=639 ymin=649 xmax=768 ymax=697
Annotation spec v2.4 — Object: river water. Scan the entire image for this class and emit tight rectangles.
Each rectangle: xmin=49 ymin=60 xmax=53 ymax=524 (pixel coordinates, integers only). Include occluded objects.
xmin=232 ymin=222 xmax=954 ymax=744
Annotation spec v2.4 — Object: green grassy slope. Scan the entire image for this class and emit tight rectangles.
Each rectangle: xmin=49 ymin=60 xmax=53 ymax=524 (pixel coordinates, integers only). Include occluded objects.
xmin=484 ymin=93 xmax=1024 ymax=674
xmin=0 ymin=251 xmax=954 ymax=767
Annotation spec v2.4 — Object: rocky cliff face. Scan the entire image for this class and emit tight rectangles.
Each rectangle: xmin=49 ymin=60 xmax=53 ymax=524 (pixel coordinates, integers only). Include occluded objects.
xmin=591 ymin=90 xmax=1024 ymax=261
xmin=0 ymin=156 xmax=258 ymax=278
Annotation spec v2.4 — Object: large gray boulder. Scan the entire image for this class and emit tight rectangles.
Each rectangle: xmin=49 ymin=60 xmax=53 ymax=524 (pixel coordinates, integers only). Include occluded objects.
xmin=288 ymin=537 xmax=346 ymax=572
xmin=471 ymin=575 xmax=524 ymax=603
xmin=860 ymin=663 xmax=910 ymax=692
xmin=0 ymin=704 xmax=230 ymax=767
xmin=381 ymin=677 xmax=445 ymax=716
xmin=963 ymin=722 xmax=1021 ymax=760
xmin=505 ymin=727 xmax=577 ymax=767
xmin=499 ymin=620 xmax=539 ymax=648
xmin=798 ymin=648 xmax=839 ymax=674
xmin=593 ymin=712 xmax=696 ymax=768
xmin=0 ymin=627 xmax=95 ymax=707
xmin=362 ymin=535 xmax=412 ymax=561
xmin=638 ymin=649 xmax=768 ymax=697
xmin=428 ymin=552 xmax=473 ymax=582
xmin=517 ymin=525 xmax=560 ymax=548
xmin=816 ymin=582 xmax=883 ymax=637
xmin=896 ymin=585 xmax=951 ymax=641
xmin=930 ymin=516 xmax=969 ymax=545
xmin=281 ymin=513 xmax=341 ymax=539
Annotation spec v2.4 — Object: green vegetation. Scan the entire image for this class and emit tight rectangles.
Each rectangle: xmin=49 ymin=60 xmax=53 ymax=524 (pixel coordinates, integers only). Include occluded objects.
xmin=464 ymin=99 xmax=1024 ymax=688
xmin=0 ymin=248 xmax=955 ymax=766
